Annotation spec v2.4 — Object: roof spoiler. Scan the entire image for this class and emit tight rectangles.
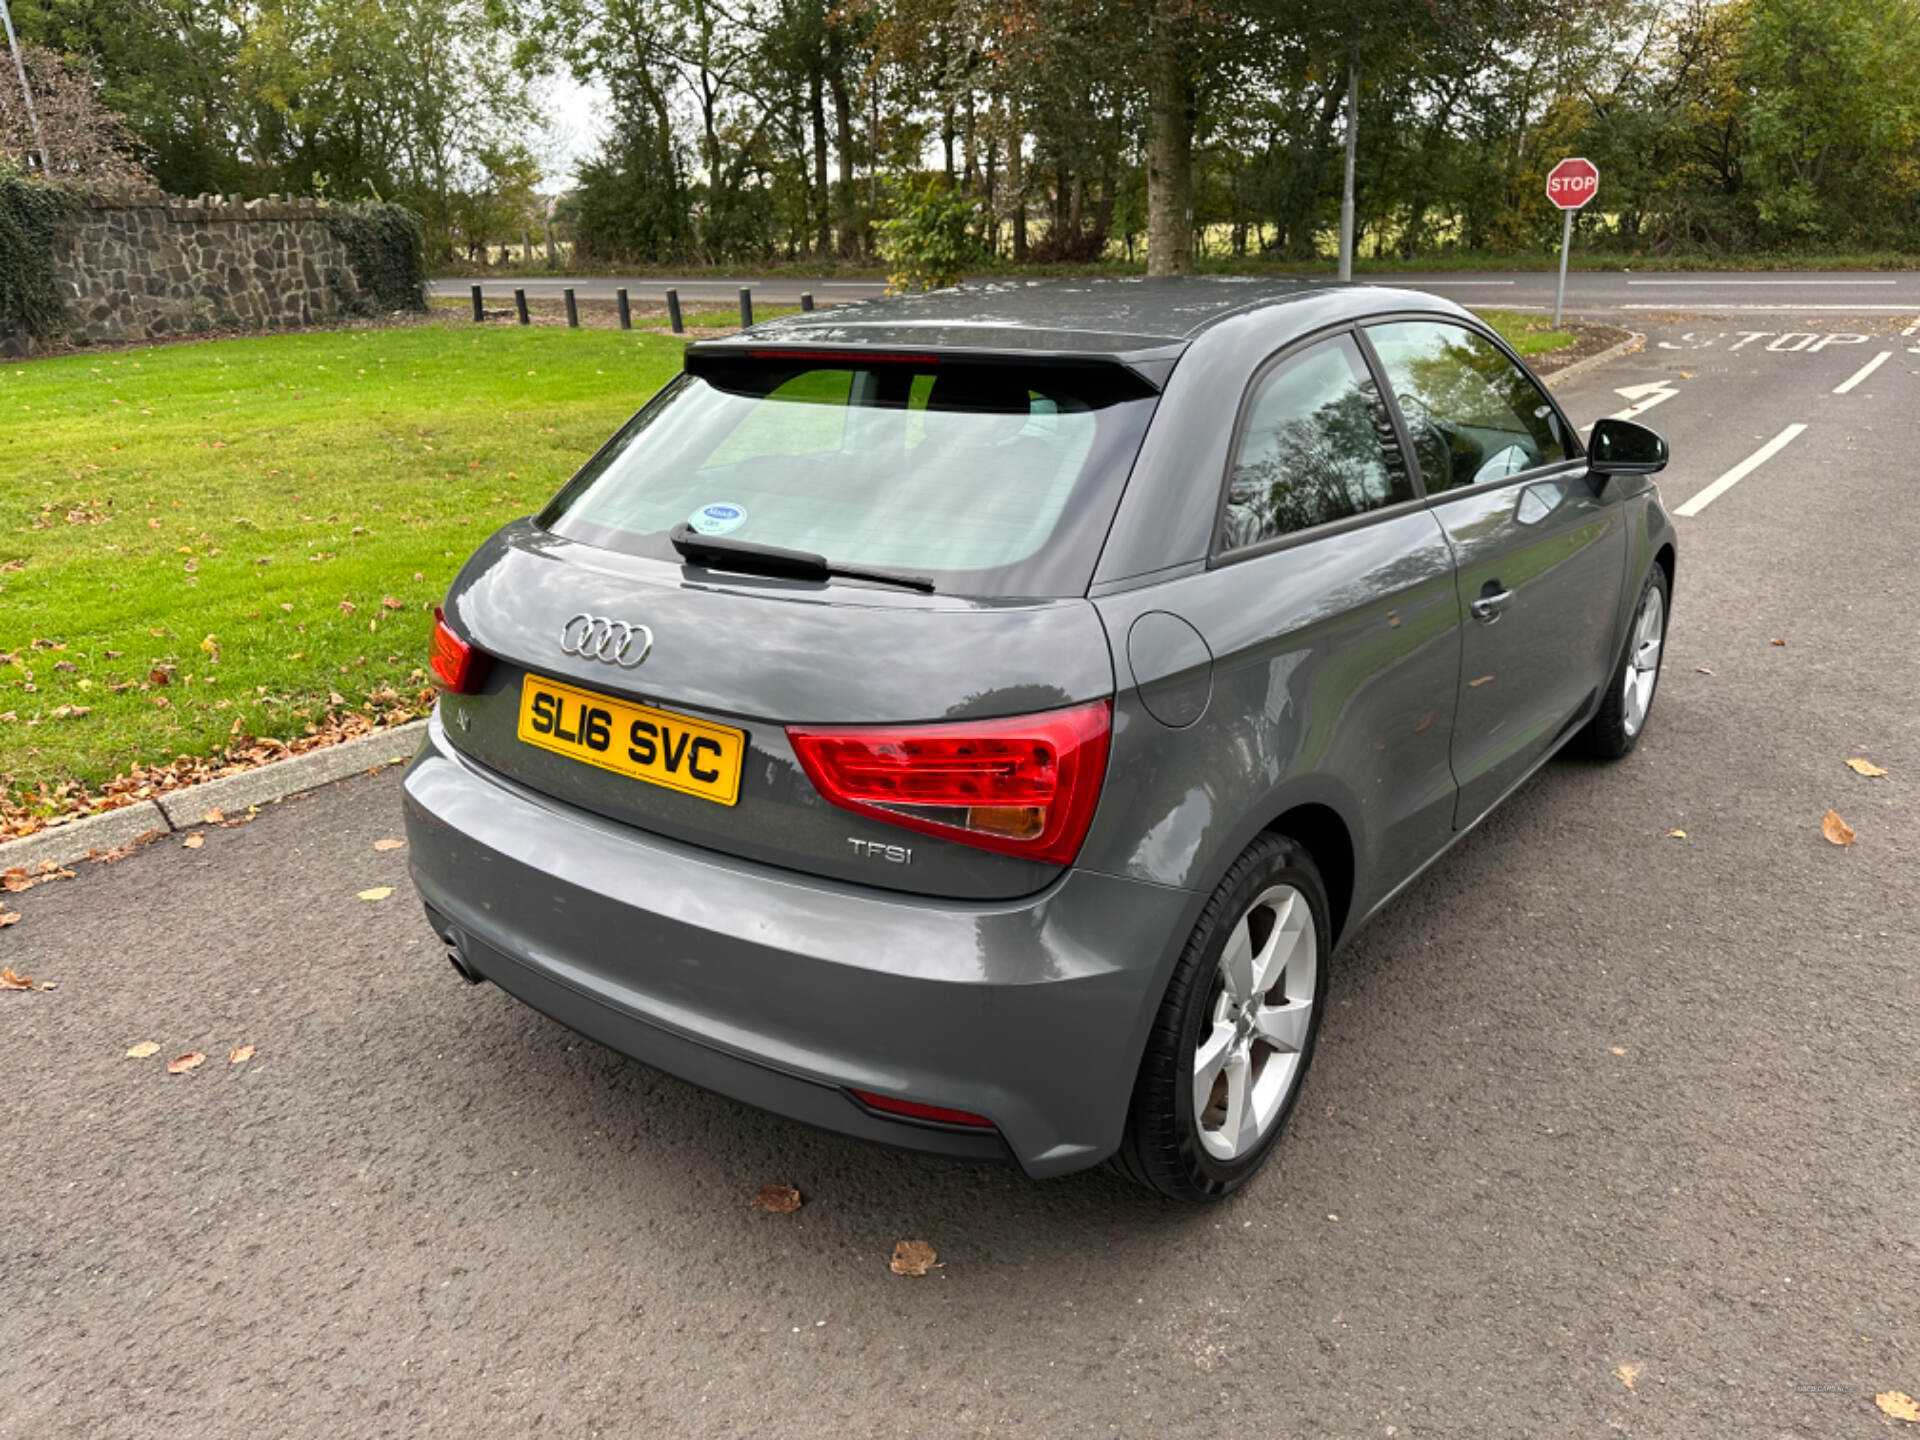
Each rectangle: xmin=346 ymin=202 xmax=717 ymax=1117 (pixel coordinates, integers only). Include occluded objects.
xmin=683 ymin=341 xmax=1182 ymax=393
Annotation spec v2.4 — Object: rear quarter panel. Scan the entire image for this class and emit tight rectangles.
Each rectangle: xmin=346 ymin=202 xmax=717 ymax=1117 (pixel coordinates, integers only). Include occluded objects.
xmin=1082 ymin=509 xmax=1464 ymax=936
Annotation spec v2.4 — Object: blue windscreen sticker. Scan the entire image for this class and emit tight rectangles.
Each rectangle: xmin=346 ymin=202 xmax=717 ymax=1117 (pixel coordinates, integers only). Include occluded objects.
xmin=687 ymin=502 xmax=747 ymax=535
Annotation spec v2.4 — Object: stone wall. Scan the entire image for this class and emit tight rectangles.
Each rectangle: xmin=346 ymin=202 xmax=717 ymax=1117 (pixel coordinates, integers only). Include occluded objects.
xmin=48 ymin=191 xmax=377 ymax=348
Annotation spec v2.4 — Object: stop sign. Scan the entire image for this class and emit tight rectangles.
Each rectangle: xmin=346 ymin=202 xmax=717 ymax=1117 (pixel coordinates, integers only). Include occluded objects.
xmin=1547 ymin=157 xmax=1600 ymax=210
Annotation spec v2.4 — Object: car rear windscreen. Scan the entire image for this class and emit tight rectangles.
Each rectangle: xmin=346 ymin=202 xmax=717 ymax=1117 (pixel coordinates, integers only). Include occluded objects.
xmin=540 ymin=357 xmax=1160 ymax=597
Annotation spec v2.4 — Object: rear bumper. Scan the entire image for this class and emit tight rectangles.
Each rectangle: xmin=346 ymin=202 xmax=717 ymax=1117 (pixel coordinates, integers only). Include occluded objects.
xmin=401 ymin=716 xmax=1195 ymax=1177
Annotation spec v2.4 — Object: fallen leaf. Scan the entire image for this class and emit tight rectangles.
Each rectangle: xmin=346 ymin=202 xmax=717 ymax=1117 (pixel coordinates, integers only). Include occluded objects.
xmin=230 ymin=1045 xmax=255 ymax=1064
xmin=0 ymin=909 xmax=19 ymax=928
xmin=203 ymin=808 xmax=224 ymax=825
xmin=126 ymin=1041 xmax=161 ymax=1058
xmin=357 ymin=886 xmax=393 ymax=901
xmin=1609 ymin=1045 xmax=1627 ymax=1056
xmin=1615 ymin=1362 xmax=1642 ymax=1392
xmin=1695 ymin=666 xmax=1715 ymax=676
xmin=1 ymin=966 xmax=34 ymax=989
xmin=373 ymin=838 xmax=405 ymax=852
xmin=167 ymin=1051 xmax=206 ymax=1074
xmin=1770 ymin=638 xmax=1785 ymax=647
xmin=1667 ymin=829 xmax=1687 ymax=839
xmin=1820 ymin=810 xmax=1856 ymax=848
xmin=1467 ymin=674 xmax=1494 ymax=688
xmin=751 ymin=1184 xmax=803 ymax=1214
xmin=889 ymin=1240 xmax=941 ymax=1276
xmin=1876 ymin=1392 xmax=1920 ymax=1423
xmin=181 ymin=832 xmax=204 ymax=849
xmin=1845 ymin=758 xmax=1887 ymax=778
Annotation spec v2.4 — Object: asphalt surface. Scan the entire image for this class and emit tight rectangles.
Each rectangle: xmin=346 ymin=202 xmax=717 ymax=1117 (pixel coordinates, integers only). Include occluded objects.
xmin=430 ymin=269 xmax=1920 ymax=317
xmin=4 ymin=307 xmax=1917 ymax=1438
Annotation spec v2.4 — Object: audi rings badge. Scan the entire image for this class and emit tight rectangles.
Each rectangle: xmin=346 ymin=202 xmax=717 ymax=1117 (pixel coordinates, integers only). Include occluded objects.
xmin=559 ymin=613 xmax=654 ymax=668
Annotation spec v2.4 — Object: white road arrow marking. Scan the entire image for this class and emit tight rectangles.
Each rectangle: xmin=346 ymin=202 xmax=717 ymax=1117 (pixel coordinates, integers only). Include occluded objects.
xmin=1611 ymin=382 xmax=1680 ymax=420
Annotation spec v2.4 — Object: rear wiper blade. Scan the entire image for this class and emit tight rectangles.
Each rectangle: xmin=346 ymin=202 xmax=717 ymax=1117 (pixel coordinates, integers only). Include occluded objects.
xmin=669 ymin=523 xmax=937 ymax=593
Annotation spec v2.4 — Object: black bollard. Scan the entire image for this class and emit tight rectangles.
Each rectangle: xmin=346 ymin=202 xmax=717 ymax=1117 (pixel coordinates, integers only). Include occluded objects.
xmin=800 ymin=292 xmax=814 ymax=312
xmin=616 ymin=288 xmax=631 ymax=329
xmin=739 ymin=287 xmax=753 ymax=329
xmin=470 ymin=284 xmax=484 ymax=321
xmin=666 ymin=289 xmax=684 ymax=334
xmin=564 ymin=288 xmax=579 ymax=328
xmin=514 ymin=288 xmax=529 ymax=326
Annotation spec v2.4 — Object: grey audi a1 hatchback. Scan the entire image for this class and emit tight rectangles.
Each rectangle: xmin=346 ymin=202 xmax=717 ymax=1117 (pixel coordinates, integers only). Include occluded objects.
xmin=404 ymin=277 xmax=1675 ymax=1201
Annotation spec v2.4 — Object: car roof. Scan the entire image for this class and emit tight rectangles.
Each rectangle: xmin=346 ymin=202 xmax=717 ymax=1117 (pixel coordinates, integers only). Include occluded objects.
xmin=689 ymin=277 xmax=1470 ymax=380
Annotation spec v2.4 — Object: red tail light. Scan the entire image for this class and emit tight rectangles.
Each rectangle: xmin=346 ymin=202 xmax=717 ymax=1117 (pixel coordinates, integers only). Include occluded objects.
xmin=429 ymin=608 xmax=489 ymax=694
xmin=851 ymin=1089 xmax=996 ymax=1129
xmin=787 ymin=699 xmax=1111 ymax=865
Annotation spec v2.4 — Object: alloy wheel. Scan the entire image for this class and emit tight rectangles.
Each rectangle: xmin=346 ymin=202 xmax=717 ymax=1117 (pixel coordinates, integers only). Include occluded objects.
xmin=1193 ymin=884 xmax=1318 ymax=1162
xmin=1623 ymin=584 xmax=1665 ymax=738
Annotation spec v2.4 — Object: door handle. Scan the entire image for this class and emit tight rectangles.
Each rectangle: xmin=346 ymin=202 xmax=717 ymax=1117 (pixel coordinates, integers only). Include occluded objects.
xmin=1470 ymin=587 xmax=1514 ymax=623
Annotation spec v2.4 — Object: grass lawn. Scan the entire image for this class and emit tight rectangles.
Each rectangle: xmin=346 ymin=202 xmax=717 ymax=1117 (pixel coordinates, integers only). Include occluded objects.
xmin=0 ymin=308 xmax=1575 ymax=813
xmin=1474 ymin=309 xmax=1578 ymax=358
xmin=1 ymin=322 xmax=684 ymax=812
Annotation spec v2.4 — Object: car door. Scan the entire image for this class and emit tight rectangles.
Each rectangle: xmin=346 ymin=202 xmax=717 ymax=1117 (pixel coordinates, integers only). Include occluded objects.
xmin=1087 ymin=328 xmax=1463 ymax=914
xmin=1362 ymin=318 xmax=1626 ymax=830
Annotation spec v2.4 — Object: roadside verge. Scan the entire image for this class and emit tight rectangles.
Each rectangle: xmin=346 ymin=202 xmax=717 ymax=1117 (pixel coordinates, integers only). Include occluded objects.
xmin=2 ymin=719 xmax=425 ymax=873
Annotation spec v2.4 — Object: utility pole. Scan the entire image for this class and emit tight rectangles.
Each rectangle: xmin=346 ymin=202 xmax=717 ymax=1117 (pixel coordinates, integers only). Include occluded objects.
xmin=1337 ymin=55 xmax=1358 ymax=283
xmin=0 ymin=0 xmax=48 ymax=173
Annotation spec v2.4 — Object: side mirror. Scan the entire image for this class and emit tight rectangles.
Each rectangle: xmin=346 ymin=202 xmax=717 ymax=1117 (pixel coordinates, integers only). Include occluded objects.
xmin=1587 ymin=417 xmax=1669 ymax=479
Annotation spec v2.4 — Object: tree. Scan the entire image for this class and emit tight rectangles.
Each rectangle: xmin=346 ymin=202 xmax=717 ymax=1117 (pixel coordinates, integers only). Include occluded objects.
xmin=0 ymin=42 xmax=143 ymax=179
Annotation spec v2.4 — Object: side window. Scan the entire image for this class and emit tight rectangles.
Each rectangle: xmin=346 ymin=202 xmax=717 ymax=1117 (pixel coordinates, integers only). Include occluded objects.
xmin=1364 ymin=321 xmax=1568 ymax=493
xmin=1221 ymin=334 xmax=1415 ymax=552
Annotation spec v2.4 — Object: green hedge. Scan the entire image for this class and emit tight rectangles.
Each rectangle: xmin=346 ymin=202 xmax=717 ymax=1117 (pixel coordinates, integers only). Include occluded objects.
xmin=325 ymin=201 xmax=428 ymax=314
xmin=0 ymin=172 xmax=75 ymax=345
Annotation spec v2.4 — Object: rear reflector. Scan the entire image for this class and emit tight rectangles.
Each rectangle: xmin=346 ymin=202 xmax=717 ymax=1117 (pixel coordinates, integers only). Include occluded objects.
xmin=851 ymin=1089 xmax=997 ymax=1129
xmin=787 ymin=699 xmax=1111 ymax=865
xmin=429 ymin=608 xmax=489 ymax=694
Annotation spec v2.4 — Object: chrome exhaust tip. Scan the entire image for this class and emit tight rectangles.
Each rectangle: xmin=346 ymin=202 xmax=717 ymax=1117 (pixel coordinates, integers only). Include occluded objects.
xmin=446 ymin=945 xmax=485 ymax=986
xmin=424 ymin=905 xmax=486 ymax=986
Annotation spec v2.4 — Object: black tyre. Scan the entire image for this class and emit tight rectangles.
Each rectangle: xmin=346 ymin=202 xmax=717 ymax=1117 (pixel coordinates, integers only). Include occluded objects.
xmin=1114 ymin=833 xmax=1331 ymax=1203
xmin=1582 ymin=564 xmax=1670 ymax=761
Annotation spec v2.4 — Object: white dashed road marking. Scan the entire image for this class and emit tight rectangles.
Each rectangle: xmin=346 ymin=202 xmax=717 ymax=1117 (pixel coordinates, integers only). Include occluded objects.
xmin=1625 ymin=279 xmax=1898 ymax=286
xmin=1623 ymin=304 xmax=1920 ymax=312
xmin=1675 ymin=425 xmax=1808 ymax=518
xmin=1833 ymin=351 xmax=1894 ymax=394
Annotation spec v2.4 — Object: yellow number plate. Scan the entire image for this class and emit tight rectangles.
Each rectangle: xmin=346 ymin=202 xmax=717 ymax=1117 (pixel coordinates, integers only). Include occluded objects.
xmin=516 ymin=674 xmax=745 ymax=806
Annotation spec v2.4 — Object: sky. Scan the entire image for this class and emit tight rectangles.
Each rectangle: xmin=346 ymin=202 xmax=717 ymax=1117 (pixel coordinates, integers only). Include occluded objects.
xmin=536 ymin=70 xmax=612 ymax=191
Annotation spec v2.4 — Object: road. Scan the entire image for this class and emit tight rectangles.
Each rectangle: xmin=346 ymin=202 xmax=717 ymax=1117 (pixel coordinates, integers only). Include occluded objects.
xmin=431 ymin=268 xmax=1920 ymax=317
xmin=4 ymin=309 xmax=1917 ymax=1438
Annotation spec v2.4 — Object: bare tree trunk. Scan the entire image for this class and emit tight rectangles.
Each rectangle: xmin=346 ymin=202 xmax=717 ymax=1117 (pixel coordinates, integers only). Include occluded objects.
xmin=810 ymin=68 xmax=831 ymax=257
xmin=1145 ymin=0 xmax=1195 ymax=276
xmin=983 ymin=131 xmax=998 ymax=257
xmin=1008 ymin=109 xmax=1028 ymax=261
xmin=867 ymin=83 xmax=880 ymax=252
xmin=830 ymin=65 xmax=856 ymax=257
